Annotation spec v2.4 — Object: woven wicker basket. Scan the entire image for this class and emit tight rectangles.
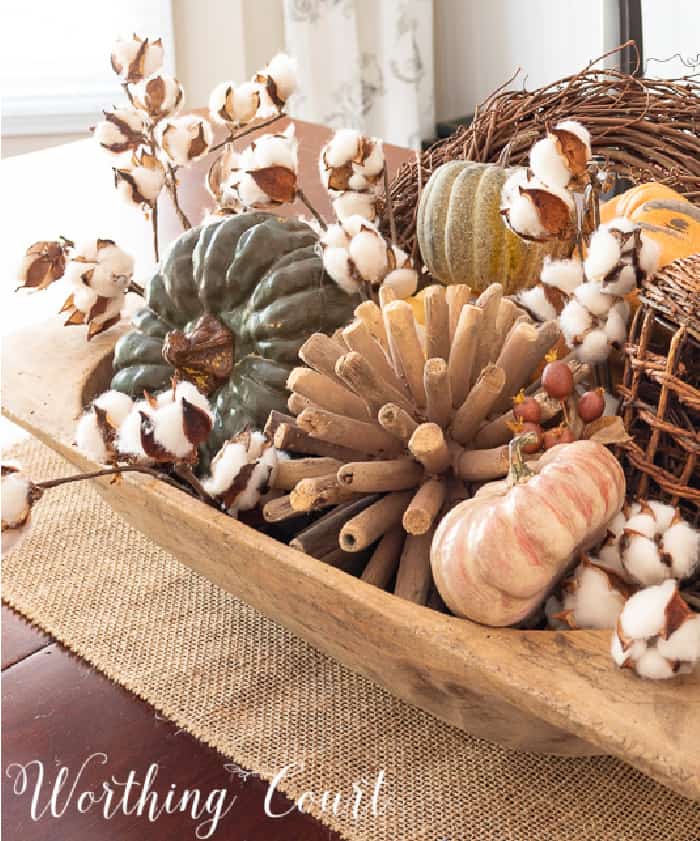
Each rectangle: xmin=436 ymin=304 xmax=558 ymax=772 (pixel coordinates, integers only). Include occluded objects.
xmin=618 ymin=253 xmax=700 ymax=519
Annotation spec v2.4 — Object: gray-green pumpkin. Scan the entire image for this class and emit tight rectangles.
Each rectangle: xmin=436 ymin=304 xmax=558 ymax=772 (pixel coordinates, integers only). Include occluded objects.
xmin=111 ymin=213 xmax=359 ymax=463
xmin=416 ymin=161 xmax=570 ymax=294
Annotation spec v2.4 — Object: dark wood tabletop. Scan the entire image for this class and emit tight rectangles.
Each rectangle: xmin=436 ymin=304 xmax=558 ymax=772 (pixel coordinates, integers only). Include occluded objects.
xmin=1 ymin=119 xmax=412 ymax=841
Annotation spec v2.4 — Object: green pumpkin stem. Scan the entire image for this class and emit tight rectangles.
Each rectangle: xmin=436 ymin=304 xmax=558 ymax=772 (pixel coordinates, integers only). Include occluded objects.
xmin=507 ymin=433 xmax=536 ymax=485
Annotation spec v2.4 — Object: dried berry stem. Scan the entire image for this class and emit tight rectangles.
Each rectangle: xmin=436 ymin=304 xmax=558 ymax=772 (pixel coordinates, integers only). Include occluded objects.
xmin=166 ymin=164 xmax=193 ymax=230
xmin=173 ymin=463 xmax=215 ymax=504
xmin=151 ymin=199 xmax=160 ymax=262
xmin=127 ymin=281 xmax=146 ymax=297
xmin=296 ymin=187 xmax=327 ymax=231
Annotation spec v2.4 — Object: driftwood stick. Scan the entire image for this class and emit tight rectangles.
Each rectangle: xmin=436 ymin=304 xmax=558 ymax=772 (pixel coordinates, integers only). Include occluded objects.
xmin=448 ymin=304 xmax=483 ymax=408
xmin=493 ymin=297 xmax=525 ymax=361
xmin=445 ymin=284 xmax=471 ymax=342
xmin=383 ymin=300 xmax=427 ymax=408
xmin=289 ymin=473 xmax=361 ymax=512
xmin=337 ymin=458 xmax=424 ymax=492
xmin=265 ymin=410 xmax=298 ymax=438
xmin=423 ymin=285 xmax=451 ymax=361
xmin=424 ymin=358 xmax=453 ymax=428
xmin=491 ymin=320 xmax=543 ymax=415
xmin=403 ymin=477 xmax=446 ymax=535
xmin=394 ymin=529 xmax=434 ymax=605
xmin=339 ymin=490 xmax=413 ymax=552
xmin=354 ymin=300 xmax=388 ymax=351
xmin=288 ymin=367 xmax=371 ymax=422
xmin=297 ymin=406 xmax=402 ymax=457
xmin=274 ymin=457 xmax=343 ymax=491
xmin=335 ymin=352 xmax=415 ymax=417
xmin=451 ymin=363 xmax=506 ymax=446
xmin=290 ymin=496 xmax=378 ymax=557
xmin=273 ymin=422 xmax=365 ymax=461
xmin=472 ymin=283 xmax=503 ymax=383
xmin=263 ymin=494 xmax=305 ymax=523
xmin=342 ymin=319 xmax=406 ymax=396
xmin=377 ymin=403 xmax=419 ymax=444
xmin=320 ymin=547 xmax=368 ymax=576
xmin=299 ymin=332 xmax=347 ymax=383
xmin=361 ymin=526 xmax=405 ymax=589
xmin=409 ymin=423 xmax=451 ymax=475
xmin=288 ymin=392 xmax=316 ymax=416
xmin=457 ymin=445 xmax=511 ymax=481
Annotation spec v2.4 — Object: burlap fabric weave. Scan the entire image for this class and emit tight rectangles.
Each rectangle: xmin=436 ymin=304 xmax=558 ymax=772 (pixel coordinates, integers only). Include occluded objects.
xmin=3 ymin=437 xmax=699 ymax=841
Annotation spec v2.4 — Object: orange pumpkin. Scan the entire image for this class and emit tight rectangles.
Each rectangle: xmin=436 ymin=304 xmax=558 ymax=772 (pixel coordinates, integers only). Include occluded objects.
xmin=600 ymin=183 xmax=700 ymax=268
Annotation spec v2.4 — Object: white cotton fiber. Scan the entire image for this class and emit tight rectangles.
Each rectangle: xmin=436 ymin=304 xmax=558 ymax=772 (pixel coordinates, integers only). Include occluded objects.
xmin=75 ymin=412 xmax=110 ymax=464
xmin=576 ymin=328 xmax=610 ymax=363
xmin=252 ymin=127 xmax=298 ymax=171
xmin=117 ymin=401 xmax=151 ymax=458
xmin=263 ymin=53 xmax=298 ymax=102
xmin=563 ymin=564 xmax=626 ymax=629
xmin=559 ymin=298 xmax=592 ymax=344
xmin=518 ymin=286 xmax=557 ymax=322
xmin=541 ymin=257 xmax=584 ymax=294
xmin=604 ymin=306 xmax=628 ymax=345
xmin=530 ymin=136 xmax=571 ymax=188
xmin=607 ymin=216 xmax=637 ymax=236
xmin=507 ymin=193 xmax=548 ymax=239
xmin=202 ymin=441 xmax=249 ymax=497
xmin=173 ymin=380 xmax=211 ymax=416
xmin=1 ymin=472 xmax=32 ymax=528
xmin=603 ymin=263 xmax=637 ymax=297
xmin=247 ymin=430 xmax=267 ymax=462
xmin=656 ymin=615 xmax=700 ymax=662
xmin=321 ymin=223 xmax=350 ymax=250
xmin=554 ymin=119 xmax=591 ymax=152
xmin=234 ymin=172 xmax=270 ymax=208
xmin=622 ymin=533 xmax=670 ymax=586
xmin=348 ymin=231 xmax=388 ymax=283
xmin=332 ymin=192 xmax=377 ymax=223
xmin=618 ymin=578 xmax=676 ymax=639
xmin=647 ymin=500 xmax=676 ymax=533
xmin=639 ymin=234 xmax=661 ymax=275
xmin=661 ymin=521 xmax=699 ymax=580
xmin=93 ymin=390 xmax=133 ymax=427
xmin=152 ymin=401 xmax=190 ymax=458
xmin=72 ymin=283 xmax=99 ymax=314
xmin=634 ymin=648 xmax=675 ymax=680
xmin=574 ymin=281 xmax=614 ymax=316
xmin=584 ymin=228 xmax=622 ymax=281
xmin=131 ymin=164 xmax=166 ymax=202
xmin=383 ymin=268 xmax=418 ymax=299
xmin=624 ymin=512 xmax=657 ymax=539
xmin=358 ymin=140 xmax=384 ymax=176
xmin=323 ymin=247 xmax=358 ymax=294
xmin=325 ymin=129 xmax=360 ymax=168
xmin=348 ymin=172 xmax=370 ymax=191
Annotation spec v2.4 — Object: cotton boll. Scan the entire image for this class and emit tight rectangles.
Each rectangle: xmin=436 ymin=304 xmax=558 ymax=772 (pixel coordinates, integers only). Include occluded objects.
xmin=348 ymin=231 xmax=388 ymax=283
xmin=88 ymin=264 xmax=128 ymax=297
xmin=342 ymin=215 xmax=375 ymax=237
xmin=325 ymin=129 xmax=361 ymax=167
xmin=75 ymin=412 xmax=110 ymax=463
xmin=234 ymin=449 xmax=278 ymax=513
xmin=97 ymin=243 xmax=134 ymax=279
xmin=561 ymin=564 xmax=627 ymax=629
xmin=158 ymin=115 xmax=213 ymax=166
xmin=639 ymin=234 xmax=660 ymax=275
xmin=260 ymin=53 xmax=298 ymax=103
xmin=559 ymin=299 xmax=592 ymax=344
xmin=518 ymin=286 xmax=558 ymax=322
xmin=358 ymin=140 xmax=384 ymax=176
xmin=656 ymin=615 xmax=700 ymax=662
xmin=529 ymin=136 xmax=571 ymax=188
xmin=584 ymin=228 xmax=622 ymax=281
xmin=604 ymin=306 xmax=628 ymax=346
xmin=131 ymin=73 xmax=184 ymax=120
xmin=72 ymin=283 xmax=99 ymax=314
xmin=634 ymin=648 xmax=675 ymax=680
xmin=231 ymin=172 xmax=269 ymax=208
xmin=576 ymin=329 xmax=610 ymax=363
xmin=321 ymin=223 xmax=349 ymax=250
xmin=94 ymin=390 xmax=133 ymax=427
xmin=610 ymin=632 xmax=645 ymax=667
xmin=111 ymin=35 xmax=163 ymax=83
xmin=624 ymin=512 xmax=657 ymax=539
xmin=253 ymin=126 xmax=298 ymax=171
xmin=618 ymin=578 xmax=676 ymax=640
xmin=383 ymin=268 xmax=418 ymax=299
xmin=574 ymin=281 xmax=614 ymax=317
xmin=540 ymin=257 xmax=584 ymax=294
xmin=152 ymin=401 xmax=191 ymax=459
xmin=647 ymin=501 xmax=677 ymax=533
xmin=623 ymin=533 xmax=670 ymax=586
xmin=1 ymin=471 xmax=33 ymax=529
xmin=505 ymin=192 xmax=548 ymax=239
xmin=348 ymin=172 xmax=370 ymax=191
xmin=332 ymin=192 xmax=377 ymax=223
xmin=202 ymin=441 xmax=249 ymax=497
xmin=594 ymin=547 xmax=628 ymax=579
xmin=322 ymin=247 xmax=359 ymax=294
xmin=661 ymin=521 xmax=699 ymax=580
xmin=603 ymin=263 xmax=637 ymax=297
xmin=94 ymin=107 xmax=146 ymax=153
xmin=554 ymin=119 xmax=591 ymax=152
xmin=117 ymin=402 xmax=152 ymax=458
xmin=173 ymin=381 xmax=211 ymax=416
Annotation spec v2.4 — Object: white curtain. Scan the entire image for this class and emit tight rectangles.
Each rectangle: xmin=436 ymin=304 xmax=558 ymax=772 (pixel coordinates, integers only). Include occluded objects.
xmin=283 ymin=0 xmax=434 ymax=149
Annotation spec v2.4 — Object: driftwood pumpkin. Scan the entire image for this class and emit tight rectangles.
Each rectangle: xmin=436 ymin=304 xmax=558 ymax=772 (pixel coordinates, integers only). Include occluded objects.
xmin=415 ymin=161 xmax=570 ymax=294
xmin=111 ymin=213 xmax=359 ymax=463
xmin=430 ymin=437 xmax=626 ymax=626
xmin=601 ymin=183 xmax=700 ymax=268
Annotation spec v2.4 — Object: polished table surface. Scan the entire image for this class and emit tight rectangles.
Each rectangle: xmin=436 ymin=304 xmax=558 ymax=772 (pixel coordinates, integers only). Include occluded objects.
xmin=1 ymin=118 xmax=412 ymax=840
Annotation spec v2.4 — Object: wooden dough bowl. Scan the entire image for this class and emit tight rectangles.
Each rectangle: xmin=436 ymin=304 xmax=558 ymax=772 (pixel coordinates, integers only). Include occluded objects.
xmin=3 ymin=318 xmax=699 ymax=803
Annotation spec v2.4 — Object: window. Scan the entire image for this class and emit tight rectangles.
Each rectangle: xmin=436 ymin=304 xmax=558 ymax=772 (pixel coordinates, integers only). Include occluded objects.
xmin=1 ymin=0 xmax=174 ymax=136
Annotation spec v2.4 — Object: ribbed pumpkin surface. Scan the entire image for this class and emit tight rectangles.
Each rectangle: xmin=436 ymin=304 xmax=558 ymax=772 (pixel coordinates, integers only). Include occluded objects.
xmin=111 ymin=213 xmax=358 ymax=462
xmin=417 ymin=161 xmax=569 ymax=294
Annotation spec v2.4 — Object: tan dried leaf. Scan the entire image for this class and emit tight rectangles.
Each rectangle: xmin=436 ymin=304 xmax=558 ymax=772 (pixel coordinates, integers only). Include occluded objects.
xmin=583 ymin=415 xmax=631 ymax=445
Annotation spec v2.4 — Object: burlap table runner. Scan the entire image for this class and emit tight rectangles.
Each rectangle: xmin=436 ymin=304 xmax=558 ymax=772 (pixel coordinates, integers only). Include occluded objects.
xmin=3 ymin=436 xmax=699 ymax=840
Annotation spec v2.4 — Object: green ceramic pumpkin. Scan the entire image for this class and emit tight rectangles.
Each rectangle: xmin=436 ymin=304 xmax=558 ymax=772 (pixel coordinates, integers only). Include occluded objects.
xmin=416 ymin=161 xmax=570 ymax=294
xmin=111 ymin=213 xmax=358 ymax=463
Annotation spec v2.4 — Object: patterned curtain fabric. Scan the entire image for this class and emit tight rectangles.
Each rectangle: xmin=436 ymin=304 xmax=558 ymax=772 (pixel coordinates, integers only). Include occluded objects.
xmin=283 ymin=0 xmax=434 ymax=149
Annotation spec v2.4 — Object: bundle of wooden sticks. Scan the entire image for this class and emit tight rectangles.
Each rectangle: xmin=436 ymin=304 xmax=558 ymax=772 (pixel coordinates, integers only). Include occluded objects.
xmin=261 ymin=282 xmax=584 ymax=606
